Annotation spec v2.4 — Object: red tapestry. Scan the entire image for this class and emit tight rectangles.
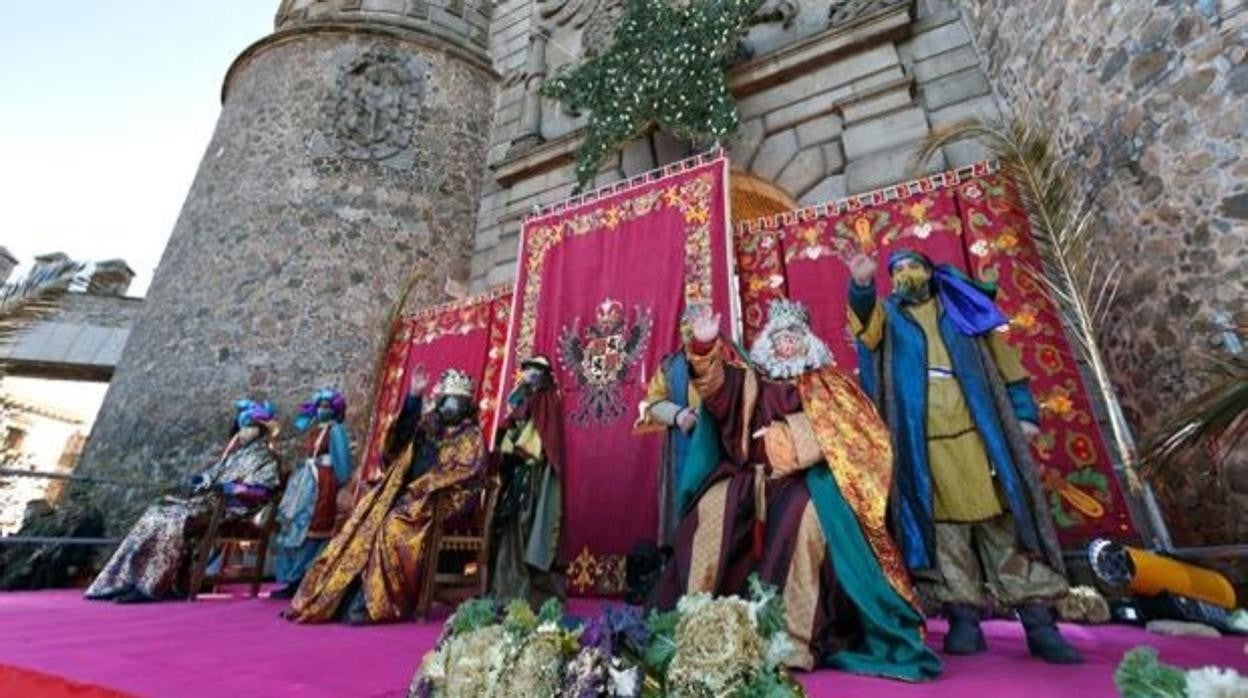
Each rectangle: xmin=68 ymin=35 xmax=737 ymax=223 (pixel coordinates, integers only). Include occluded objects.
xmin=734 ymin=165 xmax=1135 ymax=547
xmin=498 ymin=154 xmax=734 ymax=595
xmin=955 ymin=174 xmax=1135 ymax=542
xmin=359 ymin=286 xmax=511 ymax=483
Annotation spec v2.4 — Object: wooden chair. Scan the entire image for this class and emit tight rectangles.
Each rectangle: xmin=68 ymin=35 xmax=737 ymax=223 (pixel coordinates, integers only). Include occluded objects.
xmin=185 ymin=489 xmax=282 ymax=601
xmin=414 ymin=478 xmax=500 ymax=620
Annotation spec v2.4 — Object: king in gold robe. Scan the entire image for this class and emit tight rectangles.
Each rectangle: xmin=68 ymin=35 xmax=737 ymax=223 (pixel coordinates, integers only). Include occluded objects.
xmin=286 ymin=369 xmax=487 ymax=624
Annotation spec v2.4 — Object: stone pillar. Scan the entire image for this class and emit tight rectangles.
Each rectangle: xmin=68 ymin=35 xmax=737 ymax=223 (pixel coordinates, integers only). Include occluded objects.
xmin=76 ymin=0 xmax=497 ymax=530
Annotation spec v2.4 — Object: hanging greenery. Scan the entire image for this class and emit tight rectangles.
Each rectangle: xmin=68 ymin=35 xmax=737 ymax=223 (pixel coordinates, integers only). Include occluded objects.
xmin=541 ymin=0 xmax=765 ymax=190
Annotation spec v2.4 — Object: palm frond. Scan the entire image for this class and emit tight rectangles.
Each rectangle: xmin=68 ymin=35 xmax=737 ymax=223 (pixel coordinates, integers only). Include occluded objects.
xmin=1141 ymin=355 xmax=1248 ymax=476
xmin=0 ymin=260 xmax=84 ymax=349
xmin=916 ymin=118 xmax=1147 ymax=490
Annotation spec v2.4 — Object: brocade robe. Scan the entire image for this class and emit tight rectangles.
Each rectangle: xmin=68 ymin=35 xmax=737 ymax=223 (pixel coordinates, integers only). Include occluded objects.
xmin=84 ymin=437 xmax=279 ymax=601
xmin=287 ymin=402 xmax=487 ymax=623
xmin=653 ymin=338 xmax=940 ymax=680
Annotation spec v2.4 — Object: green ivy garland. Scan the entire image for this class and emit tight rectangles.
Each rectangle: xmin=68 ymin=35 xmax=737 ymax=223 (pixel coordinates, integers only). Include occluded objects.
xmin=541 ymin=0 xmax=765 ymax=190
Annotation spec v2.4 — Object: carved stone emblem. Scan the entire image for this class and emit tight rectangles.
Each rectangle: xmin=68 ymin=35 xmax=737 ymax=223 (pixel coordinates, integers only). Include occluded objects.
xmin=321 ymin=45 xmax=424 ymax=162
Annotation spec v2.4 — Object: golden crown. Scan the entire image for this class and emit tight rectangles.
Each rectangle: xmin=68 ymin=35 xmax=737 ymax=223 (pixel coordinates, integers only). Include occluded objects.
xmin=433 ymin=368 xmax=474 ymax=398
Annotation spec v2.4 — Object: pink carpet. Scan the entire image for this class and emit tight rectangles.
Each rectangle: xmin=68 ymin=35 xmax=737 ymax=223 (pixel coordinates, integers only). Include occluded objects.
xmin=0 ymin=589 xmax=1243 ymax=697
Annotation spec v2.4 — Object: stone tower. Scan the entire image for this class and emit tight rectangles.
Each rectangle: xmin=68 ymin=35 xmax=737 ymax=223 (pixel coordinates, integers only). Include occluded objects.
xmin=77 ymin=0 xmax=497 ymax=529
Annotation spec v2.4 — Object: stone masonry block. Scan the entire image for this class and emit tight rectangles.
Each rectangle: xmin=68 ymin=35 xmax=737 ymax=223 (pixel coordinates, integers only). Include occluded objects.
xmin=842 ymin=106 xmax=930 ymax=160
xmin=751 ymin=129 xmax=800 ymax=181
xmin=918 ymin=68 xmax=992 ymax=111
xmin=776 ymin=146 xmax=826 ymax=198
xmin=845 ymin=142 xmax=947 ymax=193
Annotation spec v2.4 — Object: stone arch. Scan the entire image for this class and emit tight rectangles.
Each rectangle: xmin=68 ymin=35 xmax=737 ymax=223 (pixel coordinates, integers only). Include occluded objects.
xmin=730 ymin=170 xmax=797 ymax=226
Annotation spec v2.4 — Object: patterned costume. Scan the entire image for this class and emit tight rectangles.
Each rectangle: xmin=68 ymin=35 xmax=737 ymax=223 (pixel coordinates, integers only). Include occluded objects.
xmin=653 ymin=301 xmax=940 ymax=679
xmin=635 ymin=350 xmax=717 ymax=548
xmin=287 ymin=370 xmax=487 ymax=624
xmin=84 ymin=400 xmax=280 ymax=602
xmin=274 ymin=388 xmax=354 ymax=593
xmin=489 ymin=355 xmax=567 ymax=605
xmin=849 ymin=249 xmax=1080 ymax=663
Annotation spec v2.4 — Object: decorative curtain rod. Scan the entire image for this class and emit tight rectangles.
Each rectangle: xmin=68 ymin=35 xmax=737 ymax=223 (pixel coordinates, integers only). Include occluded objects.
xmin=404 ymin=283 xmax=512 ymax=321
xmin=735 ymin=159 xmax=999 ymax=234
xmin=526 ymin=145 xmax=726 ymax=222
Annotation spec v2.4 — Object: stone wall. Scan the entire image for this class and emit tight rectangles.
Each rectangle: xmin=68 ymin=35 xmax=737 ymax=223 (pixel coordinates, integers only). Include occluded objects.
xmin=76 ymin=19 xmax=495 ymax=532
xmin=957 ymin=0 xmax=1247 ymax=546
xmin=469 ymin=0 xmax=1005 ymax=289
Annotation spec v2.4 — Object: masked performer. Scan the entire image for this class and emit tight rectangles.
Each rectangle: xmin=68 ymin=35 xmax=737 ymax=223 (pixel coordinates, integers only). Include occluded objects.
xmin=847 ymin=250 xmax=1080 ymax=664
xmin=85 ymin=400 xmax=280 ymax=602
xmin=271 ymin=388 xmax=354 ymax=599
xmin=287 ymin=369 xmax=486 ymax=624
xmin=489 ymin=355 xmax=567 ymax=606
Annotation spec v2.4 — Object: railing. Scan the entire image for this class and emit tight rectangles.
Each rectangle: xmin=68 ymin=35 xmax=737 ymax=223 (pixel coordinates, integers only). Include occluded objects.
xmin=0 ymin=467 xmax=159 ymax=547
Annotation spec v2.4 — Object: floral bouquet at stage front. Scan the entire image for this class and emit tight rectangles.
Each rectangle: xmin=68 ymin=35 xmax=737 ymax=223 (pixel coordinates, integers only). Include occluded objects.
xmin=409 ymin=574 xmax=804 ymax=697
xmin=642 ymin=575 xmax=805 ymax=698
xmin=410 ymin=597 xmax=575 ymax=698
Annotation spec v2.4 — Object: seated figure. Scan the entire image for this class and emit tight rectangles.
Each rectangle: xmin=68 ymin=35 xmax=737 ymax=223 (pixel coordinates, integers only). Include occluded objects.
xmin=84 ymin=399 xmax=281 ymax=602
xmin=271 ymin=387 xmax=355 ymax=599
xmin=652 ymin=301 xmax=941 ymax=681
xmin=286 ymin=368 xmax=487 ymax=624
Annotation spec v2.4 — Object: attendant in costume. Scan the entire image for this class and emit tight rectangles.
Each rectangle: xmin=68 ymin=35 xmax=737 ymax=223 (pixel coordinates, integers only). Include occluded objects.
xmin=286 ymin=368 xmax=487 ymax=624
xmin=271 ymin=388 xmax=354 ymax=600
xmin=652 ymin=301 xmax=941 ymax=680
xmin=848 ymin=249 xmax=1081 ymax=664
xmin=85 ymin=400 xmax=281 ymax=603
xmin=634 ymin=316 xmax=720 ymax=548
xmin=489 ymin=355 xmax=566 ymax=606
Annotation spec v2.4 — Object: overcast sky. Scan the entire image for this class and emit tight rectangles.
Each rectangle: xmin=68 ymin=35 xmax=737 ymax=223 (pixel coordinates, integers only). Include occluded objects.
xmin=0 ymin=1 xmax=275 ymax=295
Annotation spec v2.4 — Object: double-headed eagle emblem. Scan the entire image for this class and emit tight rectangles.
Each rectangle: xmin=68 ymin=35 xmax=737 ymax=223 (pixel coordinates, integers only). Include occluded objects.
xmin=557 ymin=299 xmax=653 ymax=426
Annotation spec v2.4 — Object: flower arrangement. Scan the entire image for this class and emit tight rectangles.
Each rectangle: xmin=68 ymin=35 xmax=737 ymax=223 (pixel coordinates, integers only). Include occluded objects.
xmin=410 ymin=575 xmax=803 ymax=697
xmin=1114 ymin=647 xmax=1247 ymax=698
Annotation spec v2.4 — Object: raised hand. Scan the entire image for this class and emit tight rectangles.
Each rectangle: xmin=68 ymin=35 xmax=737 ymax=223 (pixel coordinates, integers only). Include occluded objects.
xmin=688 ymin=304 xmax=720 ymax=344
xmin=408 ymin=369 xmax=430 ymax=397
xmin=849 ymin=253 xmax=878 ymax=286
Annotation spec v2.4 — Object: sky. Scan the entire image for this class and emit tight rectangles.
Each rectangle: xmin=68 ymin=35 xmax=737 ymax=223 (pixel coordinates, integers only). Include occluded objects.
xmin=0 ymin=2 xmax=274 ymax=431
xmin=0 ymin=1 xmax=275 ymax=295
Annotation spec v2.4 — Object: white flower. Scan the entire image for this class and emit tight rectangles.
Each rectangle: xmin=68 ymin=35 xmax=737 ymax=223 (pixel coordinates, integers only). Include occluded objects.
xmin=676 ymin=591 xmax=713 ymax=615
xmin=970 ymin=240 xmax=990 ymax=257
xmin=608 ymin=659 xmax=642 ymax=697
xmin=911 ymin=222 xmax=933 ymax=239
xmin=763 ymin=631 xmax=795 ymax=671
xmin=1186 ymin=666 xmax=1248 ymax=698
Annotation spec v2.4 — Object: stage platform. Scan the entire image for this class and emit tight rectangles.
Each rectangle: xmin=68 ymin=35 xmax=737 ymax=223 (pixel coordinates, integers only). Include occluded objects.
xmin=0 ymin=588 xmax=1242 ymax=697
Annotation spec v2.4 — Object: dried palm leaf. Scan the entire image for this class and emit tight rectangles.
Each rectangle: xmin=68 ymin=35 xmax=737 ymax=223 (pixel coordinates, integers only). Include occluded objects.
xmin=0 ymin=260 xmax=84 ymax=351
xmin=1141 ymin=354 xmax=1248 ymax=476
xmin=915 ymin=118 xmax=1174 ymax=546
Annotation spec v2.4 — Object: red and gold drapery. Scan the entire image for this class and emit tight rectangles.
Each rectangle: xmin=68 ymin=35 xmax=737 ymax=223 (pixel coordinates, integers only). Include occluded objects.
xmin=734 ymin=163 xmax=1135 ymax=547
xmin=359 ymin=286 xmax=511 ymax=483
xmin=497 ymin=152 xmax=735 ymax=595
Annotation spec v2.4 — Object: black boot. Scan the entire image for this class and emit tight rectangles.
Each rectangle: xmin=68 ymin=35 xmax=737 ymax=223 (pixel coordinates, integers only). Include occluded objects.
xmin=268 ymin=583 xmax=299 ymax=600
xmin=1018 ymin=603 xmax=1083 ymax=664
xmin=943 ymin=603 xmax=987 ymax=655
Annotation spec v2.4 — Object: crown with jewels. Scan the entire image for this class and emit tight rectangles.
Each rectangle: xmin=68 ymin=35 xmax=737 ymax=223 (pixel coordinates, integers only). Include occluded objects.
xmin=433 ymin=369 xmax=474 ymax=398
xmin=766 ymin=298 xmax=811 ymax=327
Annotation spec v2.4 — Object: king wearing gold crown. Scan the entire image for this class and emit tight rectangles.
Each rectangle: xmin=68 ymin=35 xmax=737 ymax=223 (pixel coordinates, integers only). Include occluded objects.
xmin=286 ymin=367 xmax=487 ymax=624
xmin=651 ymin=299 xmax=941 ymax=681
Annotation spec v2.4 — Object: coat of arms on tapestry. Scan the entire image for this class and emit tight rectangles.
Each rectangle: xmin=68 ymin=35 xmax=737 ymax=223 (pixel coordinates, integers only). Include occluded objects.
xmin=557 ymin=299 xmax=653 ymax=426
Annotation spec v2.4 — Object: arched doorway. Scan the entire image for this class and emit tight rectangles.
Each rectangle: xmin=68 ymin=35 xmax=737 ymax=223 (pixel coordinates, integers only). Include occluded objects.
xmin=730 ymin=171 xmax=797 ymax=226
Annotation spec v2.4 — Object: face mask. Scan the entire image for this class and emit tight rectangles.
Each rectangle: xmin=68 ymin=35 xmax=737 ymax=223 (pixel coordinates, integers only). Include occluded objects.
xmin=892 ymin=268 xmax=931 ymax=301
xmin=438 ymin=396 xmax=467 ymax=422
xmin=316 ymin=406 xmax=335 ymax=422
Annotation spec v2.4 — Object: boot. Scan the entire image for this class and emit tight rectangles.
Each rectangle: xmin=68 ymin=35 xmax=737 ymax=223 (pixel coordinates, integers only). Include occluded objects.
xmin=942 ymin=603 xmax=987 ymax=655
xmin=1018 ymin=603 xmax=1083 ymax=664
